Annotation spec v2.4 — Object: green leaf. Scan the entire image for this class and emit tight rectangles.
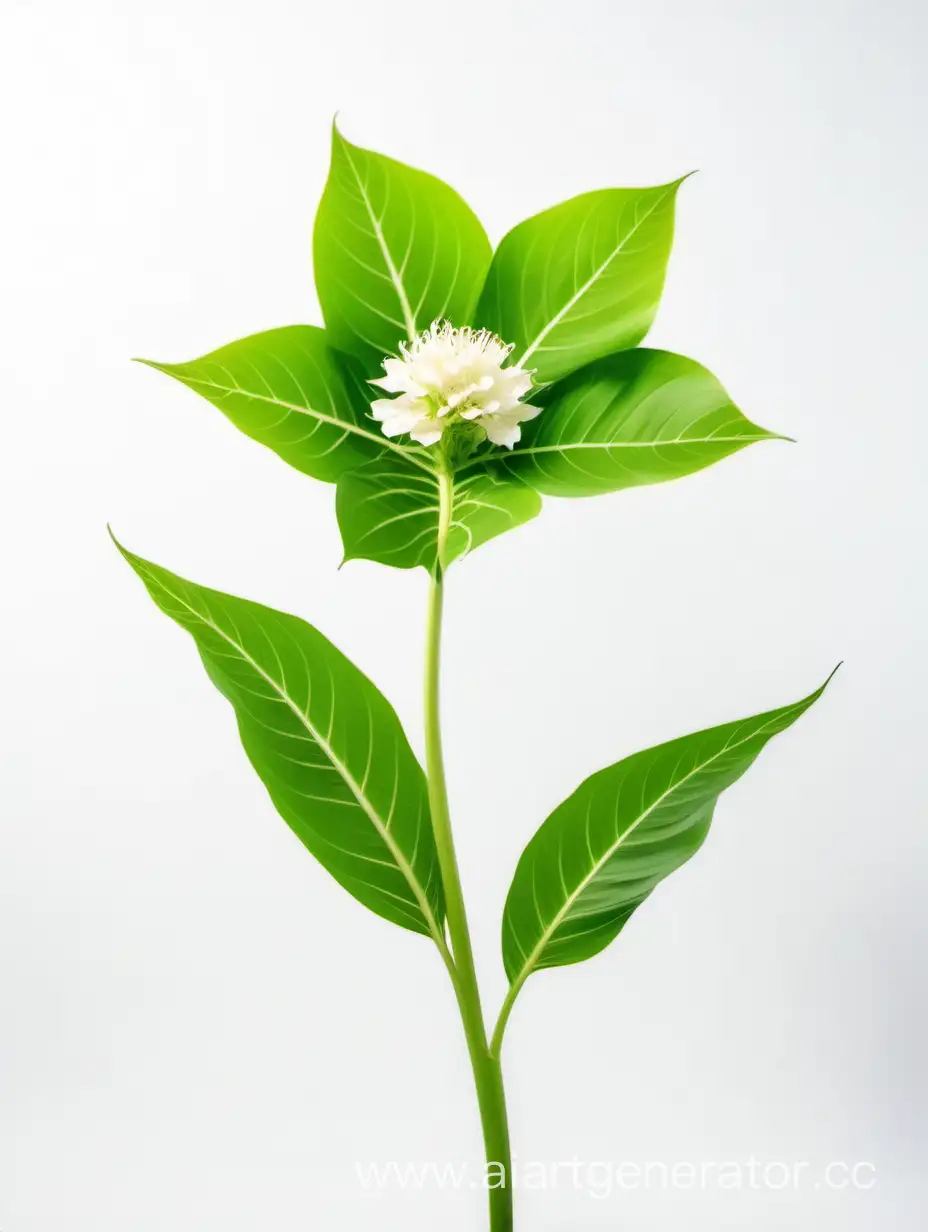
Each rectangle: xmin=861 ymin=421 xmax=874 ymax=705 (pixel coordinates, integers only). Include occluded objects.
xmin=138 ymin=325 xmax=400 ymax=483
xmin=336 ymin=456 xmax=542 ymax=571
xmin=477 ymin=181 xmax=685 ymax=386
xmin=113 ymin=534 xmax=445 ymax=940
xmin=498 ymin=348 xmax=780 ymax=497
xmin=498 ymin=671 xmax=836 ymax=1023
xmin=313 ymin=124 xmax=492 ymax=373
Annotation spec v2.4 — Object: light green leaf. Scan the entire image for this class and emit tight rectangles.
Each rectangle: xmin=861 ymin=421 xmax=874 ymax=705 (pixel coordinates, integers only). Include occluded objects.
xmin=498 ymin=348 xmax=780 ymax=497
xmin=138 ymin=325 xmax=401 ymax=483
xmin=113 ymin=535 xmax=445 ymax=940
xmin=495 ymin=671 xmax=836 ymax=1046
xmin=477 ymin=181 xmax=685 ymax=385
xmin=313 ymin=125 xmax=492 ymax=373
xmin=336 ymin=456 xmax=542 ymax=571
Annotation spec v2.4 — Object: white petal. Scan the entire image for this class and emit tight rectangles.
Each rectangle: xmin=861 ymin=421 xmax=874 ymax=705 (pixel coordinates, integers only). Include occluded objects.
xmin=446 ymin=381 xmax=479 ymax=409
xmin=369 ymin=397 xmax=399 ymax=423
xmin=413 ymin=364 xmax=442 ymax=388
xmin=371 ymin=396 xmax=435 ymax=438
xmin=498 ymin=371 xmax=533 ymax=401
xmin=370 ymin=394 xmax=416 ymax=423
xmin=410 ymin=423 xmax=445 ymax=445
xmin=370 ymin=359 xmax=412 ymax=394
xmin=378 ymin=418 xmax=419 ymax=439
xmin=481 ymin=415 xmax=523 ymax=448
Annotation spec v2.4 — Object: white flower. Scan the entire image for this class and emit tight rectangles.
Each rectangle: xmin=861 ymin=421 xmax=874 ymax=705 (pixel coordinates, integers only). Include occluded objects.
xmin=370 ymin=321 xmax=541 ymax=449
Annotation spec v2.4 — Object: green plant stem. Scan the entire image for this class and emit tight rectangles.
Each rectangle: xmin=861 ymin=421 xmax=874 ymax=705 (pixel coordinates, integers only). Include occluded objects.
xmin=424 ymin=465 xmax=513 ymax=1232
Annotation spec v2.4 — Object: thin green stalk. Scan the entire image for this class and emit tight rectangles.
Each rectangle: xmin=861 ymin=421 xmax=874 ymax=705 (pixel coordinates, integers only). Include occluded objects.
xmin=425 ymin=463 xmax=513 ymax=1232
xmin=489 ymin=982 xmax=520 ymax=1060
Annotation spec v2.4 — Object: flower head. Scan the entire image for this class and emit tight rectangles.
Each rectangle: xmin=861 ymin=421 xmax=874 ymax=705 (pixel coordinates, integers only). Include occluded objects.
xmin=370 ymin=321 xmax=540 ymax=449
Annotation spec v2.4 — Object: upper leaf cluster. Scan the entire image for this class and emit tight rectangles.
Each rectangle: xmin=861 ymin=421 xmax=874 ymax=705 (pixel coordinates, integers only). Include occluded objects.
xmin=140 ymin=124 xmax=780 ymax=573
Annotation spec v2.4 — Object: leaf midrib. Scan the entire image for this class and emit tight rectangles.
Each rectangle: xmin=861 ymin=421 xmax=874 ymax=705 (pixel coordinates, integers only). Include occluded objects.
xmin=460 ymin=433 xmax=771 ymax=475
xmin=170 ymin=371 xmax=436 ymax=473
xmin=139 ymin=563 xmax=445 ymax=943
xmin=339 ymin=138 xmax=418 ymax=343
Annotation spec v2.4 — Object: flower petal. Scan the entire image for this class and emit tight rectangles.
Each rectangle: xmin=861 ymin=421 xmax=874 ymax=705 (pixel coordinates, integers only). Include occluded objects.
xmin=481 ymin=414 xmax=523 ymax=448
xmin=410 ymin=423 xmax=445 ymax=445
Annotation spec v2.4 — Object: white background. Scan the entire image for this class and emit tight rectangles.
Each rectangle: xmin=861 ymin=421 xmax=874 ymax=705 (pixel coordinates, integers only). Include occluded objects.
xmin=2 ymin=1 xmax=925 ymax=1228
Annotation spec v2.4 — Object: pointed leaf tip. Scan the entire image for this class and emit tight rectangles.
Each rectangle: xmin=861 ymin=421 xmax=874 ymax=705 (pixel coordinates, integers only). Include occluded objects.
xmin=477 ymin=181 xmax=683 ymax=384
xmin=822 ymin=661 xmax=843 ymax=688
xmin=131 ymin=328 xmax=385 ymax=483
xmin=314 ymin=128 xmax=491 ymax=370
xmin=108 ymin=524 xmax=127 ymax=555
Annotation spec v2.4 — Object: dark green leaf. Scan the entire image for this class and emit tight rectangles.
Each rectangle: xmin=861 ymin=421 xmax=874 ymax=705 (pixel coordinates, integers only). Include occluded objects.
xmin=477 ymin=181 xmax=685 ymax=385
xmin=114 ymin=535 xmax=445 ymax=939
xmin=313 ymin=125 xmax=492 ymax=372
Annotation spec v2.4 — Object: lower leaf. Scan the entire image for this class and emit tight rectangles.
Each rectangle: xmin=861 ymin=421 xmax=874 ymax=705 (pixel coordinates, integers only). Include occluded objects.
xmin=113 ymin=533 xmax=445 ymax=940
xmin=501 ymin=670 xmax=837 ymax=998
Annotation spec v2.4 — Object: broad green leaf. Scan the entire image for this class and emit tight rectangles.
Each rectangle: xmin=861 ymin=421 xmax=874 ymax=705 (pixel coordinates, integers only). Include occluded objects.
xmin=138 ymin=325 xmax=399 ymax=483
xmin=336 ymin=456 xmax=542 ymax=571
xmin=113 ymin=535 xmax=445 ymax=940
xmin=477 ymin=181 xmax=685 ymax=386
xmin=498 ymin=349 xmax=780 ymax=497
xmin=313 ymin=125 xmax=492 ymax=372
xmin=499 ymin=671 xmax=836 ymax=1015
